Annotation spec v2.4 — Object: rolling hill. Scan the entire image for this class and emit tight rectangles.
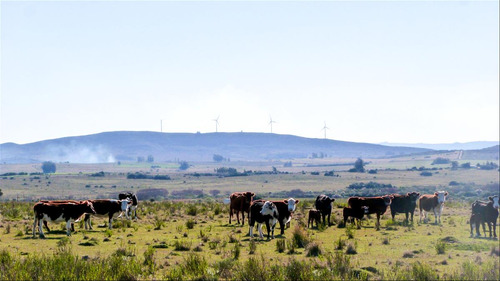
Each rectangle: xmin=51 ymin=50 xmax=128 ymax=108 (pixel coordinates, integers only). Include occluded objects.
xmin=0 ymin=131 xmax=468 ymax=164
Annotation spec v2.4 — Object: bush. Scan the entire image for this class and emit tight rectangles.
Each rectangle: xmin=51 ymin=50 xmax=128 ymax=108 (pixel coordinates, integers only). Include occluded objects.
xmin=249 ymin=240 xmax=257 ymax=255
xmin=291 ymin=226 xmax=310 ymax=248
xmin=305 ymin=241 xmax=322 ymax=257
xmin=420 ymin=171 xmax=433 ymax=177
xmin=41 ymin=161 xmax=56 ymax=174
xmin=345 ymin=242 xmax=357 ymax=255
xmin=435 ymin=240 xmax=446 ymax=254
xmin=186 ymin=219 xmax=195 ymax=229
xmin=179 ymin=161 xmax=190 ymax=171
xmin=276 ymin=239 xmax=286 ymax=253
xmin=432 ymin=157 xmax=450 ymax=165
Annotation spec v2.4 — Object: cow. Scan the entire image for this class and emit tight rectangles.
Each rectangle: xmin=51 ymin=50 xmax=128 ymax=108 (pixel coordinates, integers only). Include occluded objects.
xmin=33 ymin=200 xmax=96 ymax=238
xmin=390 ymin=192 xmax=420 ymax=223
xmin=469 ymin=196 xmax=499 ymax=238
xmin=253 ymin=198 xmax=299 ymax=235
xmin=419 ymin=191 xmax=448 ymax=224
xmin=118 ymin=192 xmax=139 ymax=219
xmin=229 ymin=191 xmax=255 ymax=226
xmin=248 ymin=200 xmax=279 ymax=239
xmin=37 ymin=200 xmax=81 ymax=232
xmin=308 ymin=209 xmax=321 ymax=228
xmin=348 ymin=195 xmax=394 ymax=230
xmin=315 ymin=194 xmax=335 ymax=226
xmin=343 ymin=206 xmax=369 ymax=228
xmin=84 ymin=199 xmax=131 ymax=230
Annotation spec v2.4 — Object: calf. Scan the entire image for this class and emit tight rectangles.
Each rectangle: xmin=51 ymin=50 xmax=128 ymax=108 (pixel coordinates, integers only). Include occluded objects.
xmin=33 ymin=200 xmax=96 ymax=238
xmin=229 ymin=191 xmax=255 ymax=226
xmin=248 ymin=200 xmax=279 ymax=239
xmin=343 ymin=206 xmax=369 ymax=228
xmin=419 ymin=191 xmax=448 ymax=224
xmin=348 ymin=195 xmax=393 ymax=230
xmin=84 ymin=199 xmax=131 ymax=230
xmin=308 ymin=209 xmax=321 ymax=228
xmin=119 ymin=192 xmax=139 ymax=219
xmin=315 ymin=194 xmax=335 ymax=226
xmin=470 ymin=196 xmax=499 ymax=238
xmin=390 ymin=192 xmax=420 ymax=223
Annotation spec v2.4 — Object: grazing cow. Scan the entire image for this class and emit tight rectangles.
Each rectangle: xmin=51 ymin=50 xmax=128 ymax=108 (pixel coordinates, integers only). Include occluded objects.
xmin=84 ymin=199 xmax=131 ymax=230
xmin=119 ymin=192 xmax=139 ymax=219
xmin=229 ymin=191 xmax=255 ymax=226
xmin=248 ymin=200 xmax=279 ymax=239
xmin=470 ymin=196 xmax=499 ymax=238
xmin=33 ymin=200 xmax=96 ymax=238
xmin=390 ymin=192 xmax=420 ymax=223
xmin=308 ymin=209 xmax=321 ymax=228
xmin=37 ymin=200 xmax=80 ymax=232
xmin=343 ymin=206 xmax=369 ymax=228
xmin=348 ymin=195 xmax=394 ymax=230
xmin=419 ymin=191 xmax=448 ymax=224
xmin=315 ymin=195 xmax=336 ymax=226
xmin=253 ymin=198 xmax=299 ymax=235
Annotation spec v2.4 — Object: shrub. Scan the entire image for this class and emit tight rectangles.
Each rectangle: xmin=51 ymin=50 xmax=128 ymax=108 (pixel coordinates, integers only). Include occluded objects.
xmin=435 ymin=240 xmax=446 ymax=254
xmin=335 ymin=237 xmax=346 ymax=250
xmin=249 ymin=240 xmax=257 ymax=255
xmin=305 ymin=241 xmax=322 ymax=257
xmin=173 ymin=240 xmax=191 ymax=251
xmin=291 ymin=225 xmax=310 ymax=248
xmin=186 ymin=219 xmax=195 ymax=229
xmin=41 ymin=161 xmax=56 ymax=174
xmin=232 ymin=243 xmax=241 ymax=260
xmin=186 ymin=205 xmax=198 ymax=216
xmin=345 ymin=242 xmax=357 ymax=255
xmin=420 ymin=171 xmax=433 ymax=177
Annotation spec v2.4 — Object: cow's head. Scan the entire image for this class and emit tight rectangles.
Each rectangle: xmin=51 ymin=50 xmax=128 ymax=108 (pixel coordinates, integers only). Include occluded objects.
xmin=284 ymin=198 xmax=300 ymax=212
xmin=245 ymin=192 xmax=255 ymax=204
xmin=361 ymin=206 xmax=369 ymax=214
xmin=119 ymin=199 xmax=132 ymax=211
xmin=489 ymin=195 xmax=499 ymax=209
xmin=382 ymin=195 xmax=394 ymax=206
xmin=84 ymin=201 xmax=97 ymax=214
xmin=434 ymin=191 xmax=448 ymax=204
xmin=407 ymin=192 xmax=420 ymax=202
xmin=260 ymin=201 xmax=278 ymax=218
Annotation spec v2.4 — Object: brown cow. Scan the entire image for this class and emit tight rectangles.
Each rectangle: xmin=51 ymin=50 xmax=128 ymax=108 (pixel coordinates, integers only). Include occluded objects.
xmin=308 ymin=209 xmax=321 ymax=228
xmin=419 ymin=191 xmax=448 ymax=224
xmin=33 ymin=200 xmax=96 ymax=238
xmin=348 ymin=195 xmax=394 ymax=230
xmin=229 ymin=192 xmax=255 ymax=226
xmin=470 ymin=196 xmax=499 ymax=238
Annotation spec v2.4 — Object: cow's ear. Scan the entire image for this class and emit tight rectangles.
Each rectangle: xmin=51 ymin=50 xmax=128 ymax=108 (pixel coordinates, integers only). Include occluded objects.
xmin=295 ymin=199 xmax=300 ymax=204
xmin=445 ymin=192 xmax=448 ymax=196
xmin=390 ymin=196 xmax=394 ymax=199
xmin=434 ymin=192 xmax=439 ymax=196
xmin=489 ymin=196 xmax=493 ymax=200
xmin=284 ymin=200 xmax=289 ymax=204
xmin=330 ymin=198 xmax=335 ymax=203
xmin=251 ymin=192 xmax=255 ymax=196
xmin=416 ymin=193 xmax=420 ymax=196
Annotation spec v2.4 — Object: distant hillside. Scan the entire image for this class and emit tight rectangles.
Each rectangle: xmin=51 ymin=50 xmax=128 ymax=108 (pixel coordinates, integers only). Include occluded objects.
xmin=461 ymin=145 xmax=499 ymax=161
xmin=1 ymin=131 xmax=433 ymax=164
xmin=380 ymin=141 xmax=499 ymax=151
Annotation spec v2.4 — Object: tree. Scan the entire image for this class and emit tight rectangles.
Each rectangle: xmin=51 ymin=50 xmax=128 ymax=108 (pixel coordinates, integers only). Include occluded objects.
xmin=147 ymin=155 xmax=154 ymax=163
xmin=213 ymin=154 xmax=224 ymax=162
xmin=179 ymin=161 xmax=189 ymax=171
xmin=41 ymin=161 xmax=56 ymax=174
xmin=352 ymin=158 xmax=365 ymax=173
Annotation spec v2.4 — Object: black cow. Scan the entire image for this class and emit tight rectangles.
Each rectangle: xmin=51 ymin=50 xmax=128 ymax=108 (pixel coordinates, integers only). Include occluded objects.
xmin=119 ymin=192 xmax=139 ymax=219
xmin=470 ymin=196 xmax=499 ymax=238
xmin=315 ymin=194 xmax=335 ymax=226
xmin=248 ymin=200 xmax=279 ymax=239
xmin=390 ymin=192 xmax=420 ymax=223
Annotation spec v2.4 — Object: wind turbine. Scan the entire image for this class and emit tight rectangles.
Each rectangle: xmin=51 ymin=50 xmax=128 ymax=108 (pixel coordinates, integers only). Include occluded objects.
xmin=213 ymin=115 xmax=220 ymax=133
xmin=269 ymin=116 xmax=277 ymax=133
xmin=321 ymin=121 xmax=329 ymax=139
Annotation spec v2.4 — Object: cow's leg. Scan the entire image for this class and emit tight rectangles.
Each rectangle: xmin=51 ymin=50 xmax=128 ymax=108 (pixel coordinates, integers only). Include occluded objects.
xmin=65 ymin=221 xmax=72 ymax=236
xmin=470 ymin=219 xmax=475 ymax=237
xmin=405 ymin=212 xmax=409 ymax=224
xmin=241 ymin=211 xmax=245 ymax=226
xmin=236 ymin=211 xmax=241 ymax=225
xmin=33 ymin=215 xmax=38 ymax=238
xmin=487 ymin=222 xmax=493 ymax=238
xmin=279 ymin=219 xmax=285 ymax=235
xmin=265 ymin=221 xmax=271 ymax=239
xmin=391 ymin=211 xmax=396 ymax=221
xmin=108 ymin=214 xmax=113 ymax=229
xmin=229 ymin=207 xmax=233 ymax=224
xmin=419 ymin=208 xmax=423 ymax=223
xmin=308 ymin=217 xmax=311 ymax=228
xmin=327 ymin=213 xmax=331 ymax=226
xmin=258 ymin=223 xmax=264 ymax=239
xmin=410 ymin=211 xmax=414 ymax=223
xmin=376 ymin=213 xmax=381 ymax=230
xmin=433 ymin=208 xmax=438 ymax=224
xmin=43 ymin=220 xmax=51 ymax=232
xmin=38 ymin=219 xmax=46 ymax=238
xmin=475 ymin=220 xmax=481 ymax=237
xmin=481 ymin=221 xmax=487 ymax=236
xmin=493 ymin=221 xmax=497 ymax=238
xmin=249 ymin=223 xmax=254 ymax=238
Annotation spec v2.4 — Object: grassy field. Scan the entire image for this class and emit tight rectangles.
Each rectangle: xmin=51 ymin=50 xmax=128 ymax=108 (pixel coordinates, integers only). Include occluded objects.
xmin=0 ymin=156 xmax=499 ymax=280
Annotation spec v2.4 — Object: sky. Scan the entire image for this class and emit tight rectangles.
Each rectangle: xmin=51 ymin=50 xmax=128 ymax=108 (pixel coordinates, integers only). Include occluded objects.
xmin=1 ymin=1 xmax=499 ymax=145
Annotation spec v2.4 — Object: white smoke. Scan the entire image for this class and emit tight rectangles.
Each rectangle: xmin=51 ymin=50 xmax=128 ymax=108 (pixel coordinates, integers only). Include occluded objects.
xmin=43 ymin=143 xmax=116 ymax=163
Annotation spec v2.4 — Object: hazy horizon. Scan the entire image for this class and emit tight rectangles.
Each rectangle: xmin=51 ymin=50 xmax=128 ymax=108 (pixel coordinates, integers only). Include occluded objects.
xmin=2 ymin=1 xmax=498 ymax=145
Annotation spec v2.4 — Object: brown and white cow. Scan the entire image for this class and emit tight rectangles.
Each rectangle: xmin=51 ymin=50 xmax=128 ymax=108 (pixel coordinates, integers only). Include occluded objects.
xmin=390 ymin=192 xmax=420 ymax=223
xmin=229 ymin=191 xmax=255 ymax=226
xmin=308 ymin=209 xmax=321 ymax=228
xmin=84 ymin=199 xmax=131 ymax=230
xmin=37 ymin=200 xmax=81 ymax=232
xmin=248 ymin=200 xmax=279 ymax=239
xmin=253 ymin=198 xmax=299 ymax=235
xmin=470 ymin=195 xmax=499 ymax=238
xmin=315 ymin=194 xmax=336 ymax=226
xmin=33 ymin=200 xmax=96 ymax=238
xmin=348 ymin=195 xmax=394 ymax=230
xmin=419 ymin=191 xmax=448 ymax=224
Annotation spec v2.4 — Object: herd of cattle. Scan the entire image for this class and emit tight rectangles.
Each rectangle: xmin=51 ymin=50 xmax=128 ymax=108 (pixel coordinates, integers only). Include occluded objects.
xmin=228 ymin=191 xmax=499 ymax=240
xmin=32 ymin=191 xmax=498 ymax=240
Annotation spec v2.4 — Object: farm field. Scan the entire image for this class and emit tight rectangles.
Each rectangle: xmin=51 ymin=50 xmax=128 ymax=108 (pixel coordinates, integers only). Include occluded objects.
xmin=0 ymin=156 xmax=499 ymax=280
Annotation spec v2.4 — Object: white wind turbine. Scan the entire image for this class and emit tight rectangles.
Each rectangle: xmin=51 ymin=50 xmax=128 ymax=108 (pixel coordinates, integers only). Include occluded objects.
xmin=321 ymin=121 xmax=329 ymax=139
xmin=213 ymin=115 xmax=220 ymax=133
xmin=269 ymin=116 xmax=277 ymax=133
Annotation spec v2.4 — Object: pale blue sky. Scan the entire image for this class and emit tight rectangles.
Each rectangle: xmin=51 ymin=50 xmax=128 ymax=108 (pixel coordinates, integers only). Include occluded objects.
xmin=1 ymin=1 xmax=499 ymax=144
